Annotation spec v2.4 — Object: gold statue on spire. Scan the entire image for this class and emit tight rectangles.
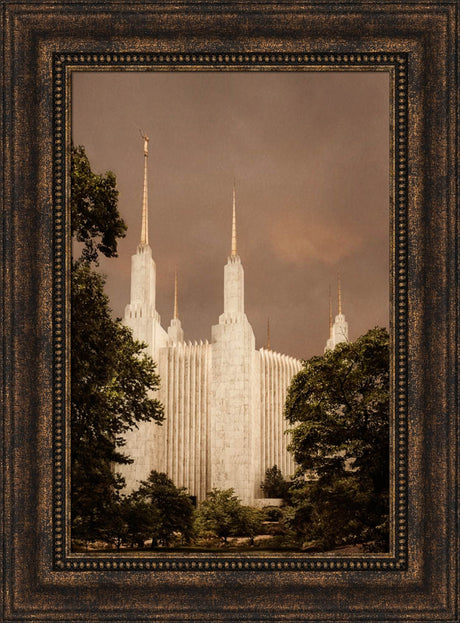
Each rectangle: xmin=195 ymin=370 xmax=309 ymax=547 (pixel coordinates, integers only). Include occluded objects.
xmin=140 ymin=133 xmax=149 ymax=246
xmin=231 ymin=183 xmax=237 ymax=257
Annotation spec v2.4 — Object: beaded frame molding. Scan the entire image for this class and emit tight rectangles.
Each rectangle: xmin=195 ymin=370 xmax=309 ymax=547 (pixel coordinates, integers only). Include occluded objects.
xmin=2 ymin=2 xmax=458 ymax=621
xmin=53 ymin=52 xmax=407 ymax=573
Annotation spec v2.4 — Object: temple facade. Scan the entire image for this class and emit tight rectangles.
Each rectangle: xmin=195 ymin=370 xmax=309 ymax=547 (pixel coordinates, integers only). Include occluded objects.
xmin=118 ymin=137 xmax=347 ymax=505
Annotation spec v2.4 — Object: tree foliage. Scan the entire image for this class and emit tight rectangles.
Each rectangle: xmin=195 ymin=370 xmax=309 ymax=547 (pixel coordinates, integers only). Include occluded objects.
xmin=71 ymin=145 xmax=127 ymax=264
xmin=195 ymin=489 xmax=248 ymax=544
xmin=71 ymin=452 xmax=126 ymax=545
xmin=284 ymin=327 xmax=390 ymax=551
xmin=134 ymin=471 xmax=195 ymax=547
xmin=237 ymin=506 xmax=264 ymax=545
xmin=261 ymin=465 xmax=291 ymax=500
xmin=71 ymin=264 xmax=164 ymax=454
xmin=75 ymin=470 xmax=195 ymax=550
xmin=122 ymin=497 xmax=161 ymax=549
xmin=70 ymin=145 xmax=164 ymax=546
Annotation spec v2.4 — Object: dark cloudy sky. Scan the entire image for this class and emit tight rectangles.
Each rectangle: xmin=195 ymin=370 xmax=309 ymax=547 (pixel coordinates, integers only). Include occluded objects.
xmin=72 ymin=71 xmax=389 ymax=360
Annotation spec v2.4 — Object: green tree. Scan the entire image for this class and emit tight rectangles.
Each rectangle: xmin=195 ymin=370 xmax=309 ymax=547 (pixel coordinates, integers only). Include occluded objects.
xmin=195 ymin=488 xmax=246 ymax=544
xmin=98 ymin=496 xmax=130 ymax=550
xmin=261 ymin=465 xmax=291 ymax=500
xmin=71 ymin=263 xmax=165 ymax=545
xmin=71 ymin=145 xmax=127 ymax=264
xmin=237 ymin=506 xmax=264 ymax=546
xmin=70 ymin=146 xmax=164 ymax=546
xmin=71 ymin=264 xmax=164 ymax=450
xmin=123 ymin=496 xmax=161 ymax=549
xmin=71 ymin=453 xmax=126 ymax=546
xmin=285 ymin=327 xmax=389 ymax=551
xmin=134 ymin=471 xmax=195 ymax=547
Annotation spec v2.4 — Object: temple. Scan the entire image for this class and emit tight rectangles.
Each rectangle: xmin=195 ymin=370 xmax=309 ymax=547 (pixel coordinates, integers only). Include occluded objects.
xmin=118 ymin=137 xmax=348 ymax=505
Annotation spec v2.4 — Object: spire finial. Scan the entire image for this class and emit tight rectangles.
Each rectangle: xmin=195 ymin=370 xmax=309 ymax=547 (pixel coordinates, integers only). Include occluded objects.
xmin=231 ymin=182 xmax=237 ymax=257
xmin=140 ymin=133 xmax=149 ymax=246
xmin=338 ymin=274 xmax=342 ymax=315
xmin=329 ymin=285 xmax=333 ymax=336
xmin=174 ymin=270 xmax=178 ymax=320
xmin=267 ymin=317 xmax=270 ymax=350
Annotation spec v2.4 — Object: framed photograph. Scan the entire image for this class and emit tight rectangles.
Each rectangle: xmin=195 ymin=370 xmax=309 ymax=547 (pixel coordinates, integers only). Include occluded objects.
xmin=1 ymin=1 xmax=458 ymax=621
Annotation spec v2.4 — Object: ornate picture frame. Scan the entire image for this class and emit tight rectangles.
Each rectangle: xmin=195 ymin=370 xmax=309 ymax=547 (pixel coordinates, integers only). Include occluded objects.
xmin=1 ymin=1 xmax=458 ymax=620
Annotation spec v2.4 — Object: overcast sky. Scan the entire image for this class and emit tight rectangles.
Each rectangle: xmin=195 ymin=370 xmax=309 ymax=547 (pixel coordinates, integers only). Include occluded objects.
xmin=72 ymin=71 xmax=389 ymax=360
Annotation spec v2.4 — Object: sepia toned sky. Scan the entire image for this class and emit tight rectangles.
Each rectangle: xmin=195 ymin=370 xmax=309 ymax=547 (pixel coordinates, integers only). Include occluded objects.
xmin=72 ymin=71 xmax=389 ymax=360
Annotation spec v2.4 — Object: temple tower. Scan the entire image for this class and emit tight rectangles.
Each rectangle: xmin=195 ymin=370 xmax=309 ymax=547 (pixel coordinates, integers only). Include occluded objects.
xmin=210 ymin=185 xmax=260 ymax=504
xmin=118 ymin=136 xmax=168 ymax=491
xmin=167 ymin=271 xmax=185 ymax=344
xmin=124 ymin=134 xmax=168 ymax=360
xmin=325 ymin=276 xmax=349 ymax=351
xmin=118 ymin=141 xmax=307 ymax=502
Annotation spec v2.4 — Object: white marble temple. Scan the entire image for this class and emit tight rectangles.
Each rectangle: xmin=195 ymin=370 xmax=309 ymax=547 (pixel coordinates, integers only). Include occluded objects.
xmin=117 ymin=140 xmax=348 ymax=505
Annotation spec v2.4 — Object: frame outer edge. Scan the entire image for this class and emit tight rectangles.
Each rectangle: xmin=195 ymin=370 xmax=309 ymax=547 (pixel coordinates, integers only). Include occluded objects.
xmin=1 ymin=1 xmax=459 ymax=621
xmin=1 ymin=3 xmax=5 ymax=622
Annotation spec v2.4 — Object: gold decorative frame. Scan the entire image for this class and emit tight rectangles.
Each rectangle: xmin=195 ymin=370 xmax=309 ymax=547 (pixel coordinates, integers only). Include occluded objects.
xmin=1 ymin=1 xmax=458 ymax=620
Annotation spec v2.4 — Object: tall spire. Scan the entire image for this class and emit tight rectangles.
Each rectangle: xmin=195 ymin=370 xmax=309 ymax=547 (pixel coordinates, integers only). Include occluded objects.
xmin=329 ymin=285 xmax=333 ymax=337
xmin=221 ymin=180 xmax=244 ymax=320
xmin=338 ymin=274 xmax=342 ymax=315
xmin=267 ymin=317 xmax=270 ymax=350
xmin=231 ymin=183 xmax=237 ymax=257
xmin=173 ymin=270 xmax=178 ymax=320
xmin=167 ymin=268 xmax=184 ymax=344
xmin=140 ymin=133 xmax=149 ymax=246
